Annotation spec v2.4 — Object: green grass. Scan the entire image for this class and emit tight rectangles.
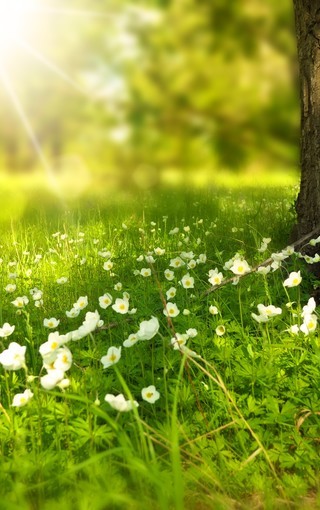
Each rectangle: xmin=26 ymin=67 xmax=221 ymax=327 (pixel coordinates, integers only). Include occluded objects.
xmin=0 ymin=183 xmax=320 ymax=509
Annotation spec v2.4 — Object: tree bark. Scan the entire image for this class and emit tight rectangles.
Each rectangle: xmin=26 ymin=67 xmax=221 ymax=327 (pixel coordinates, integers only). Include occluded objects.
xmin=293 ymin=1 xmax=320 ymax=246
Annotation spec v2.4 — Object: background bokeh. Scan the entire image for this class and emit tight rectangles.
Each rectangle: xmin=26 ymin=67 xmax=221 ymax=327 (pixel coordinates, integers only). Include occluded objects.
xmin=0 ymin=0 xmax=299 ymax=201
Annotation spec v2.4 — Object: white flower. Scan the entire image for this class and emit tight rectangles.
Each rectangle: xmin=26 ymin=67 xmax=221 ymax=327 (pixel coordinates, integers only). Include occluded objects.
xmin=123 ymin=333 xmax=139 ymax=348
xmin=183 ymin=308 xmax=191 ymax=316
xmin=187 ymin=260 xmax=197 ymax=269
xmin=39 ymin=332 xmax=65 ymax=362
xmin=252 ymin=304 xmax=282 ymax=323
xmin=258 ymin=304 xmax=282 ymax=317
xmin=40 ymin=369 xmax=65 ymax=390
xmin=11 ymin=389 xmax=34 ymax=407
xmin=32 ymin=290 xmax=43 ymax=301
xmin=104 ymin=393 xmax=138 ymax=412
xmin=230 ymin=259 xmax=251 ymax=275
xmin=208 ymin=269 xmax=224 ymax=286
xmin=169 ymin=227 xmax=179 ymax=235
xmin=171 ymin=333 xmax=188 ymax=350
xmin=154 ymin=247 xmax=165 ymax=256
xmin=283 ymin=271 xmax=302 ymax=288
xmin=180 ymin=251 xmax=194 ymax=260
xmin=180 ymin=273 xmax=194 ymax=289
xmin=73 ymin=296 xmax=88 ymax=310
xmin=99 ymin=293 xmax=113 ymax=309
xmin=5 ymin=284 xmax=16 ymax=293
xmin=258 ymin=242 xmax=268 ymax=253
xmin=140 ymin=268 xmax=151 ymax=277
xmin=186 ymin=328 xmax=197 ymax=338
xmin=0 ymin=342 xmax=26 ymax=370
xmin=209 ymin=305 xmax=219 ymax=315
xmin=170 ymin=257 xmax=185 ymax=269
xmin=257 ymin=265 xmax=271 ymax=275
xmin=53 ymin=346 xmax=73 ymax=372
xmin=164 ymin=269 xmax=175 ymax=281
xmin=271 ymin=251 xmax=288 ymax=262
xmin=309 ymin=235 xmax=320 ymax=246
xmin=100 ymin=346 xmax=122 ymax=368
xmin=103 ymin=260 xmax=114 ymax=271
xmin=136 ymin=316 xmax=160 ymax=341
xmin=114 ymin=282 xmax=123 ymax=291
xmin=197 ymin=254 xmax=207 ymax=264
xmin=66 ymin=307 xmax=80 ymax=318
xmin=11 ymin=296 xmax=29 ymax=308
xmin=0 ymin=322 xmax=15 ymax=338
xmin=80 ymin=310 xmax=101 ymax=334
xmin=112 ymin=298 xmax=129 ymax=314
xmin=166 ymin=287 xmax=176 ymax=300
xmin=215 ymin=325 xmax=226 ymax=336
xmin=251 ymin=313 xmax=269 ymax=323
xmin=141 ymin=385 xmax=160 ymax=404
xmin=163 ymin=302 xmax=180 ymax=318
xmin=98 ymin=250 xmax=111 ymax=258
xmin=302 ymin=297 xmax=316 ymax=317
xmin=282 ymin=246 xmax=295 ymax=256
xmin=43 ymin=317 xmax=60 ymax=329
xmin=271 ymin=260 xmax=281 ymax=271
xmin=286 ymin=324 xmax=300 ymax=335
xmin=300 ymin=314 xmax=318 ymax=335
xmin=56 ymin=277 xmax=68 ymax=284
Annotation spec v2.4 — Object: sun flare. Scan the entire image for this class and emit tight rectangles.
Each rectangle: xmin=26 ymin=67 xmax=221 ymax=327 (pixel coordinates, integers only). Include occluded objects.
xmin=0 ymin=0 xmax=37 ymax=58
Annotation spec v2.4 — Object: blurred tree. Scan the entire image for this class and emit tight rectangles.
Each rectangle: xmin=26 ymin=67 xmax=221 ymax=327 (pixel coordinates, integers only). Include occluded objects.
xmin=0 ymin=0 xmax=299 ymax=186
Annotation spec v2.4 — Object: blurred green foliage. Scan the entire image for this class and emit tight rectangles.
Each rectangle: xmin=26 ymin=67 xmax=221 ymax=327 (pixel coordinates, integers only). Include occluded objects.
xmin=0 ymin=0 xmax=299 ymax=190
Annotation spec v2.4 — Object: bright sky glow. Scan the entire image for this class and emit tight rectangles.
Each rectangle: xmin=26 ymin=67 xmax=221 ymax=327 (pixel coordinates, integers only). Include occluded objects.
xmin=0 ymin=0 xmax=37 ymax=58
xmin=0 ymin=0 xmax=145 ymax=196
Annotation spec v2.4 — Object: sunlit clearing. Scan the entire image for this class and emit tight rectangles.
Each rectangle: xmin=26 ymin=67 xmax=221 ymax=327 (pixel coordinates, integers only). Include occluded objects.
xmin=0 ymin=0 xmax=38 ymax=59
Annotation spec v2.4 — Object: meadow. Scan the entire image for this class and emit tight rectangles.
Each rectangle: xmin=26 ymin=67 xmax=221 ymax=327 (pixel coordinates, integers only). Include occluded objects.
xmin=0 ymin=182 xmax=319 ymax=510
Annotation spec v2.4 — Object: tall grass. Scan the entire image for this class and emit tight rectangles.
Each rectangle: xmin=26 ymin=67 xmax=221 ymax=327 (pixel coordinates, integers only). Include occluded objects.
xmin=1 ymin=183 xmax=319 ymax=509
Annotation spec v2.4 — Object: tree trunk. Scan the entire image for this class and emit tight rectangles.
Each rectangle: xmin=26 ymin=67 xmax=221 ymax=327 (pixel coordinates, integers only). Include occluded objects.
xmin=293 ymin=1 xmax=320 ymax=246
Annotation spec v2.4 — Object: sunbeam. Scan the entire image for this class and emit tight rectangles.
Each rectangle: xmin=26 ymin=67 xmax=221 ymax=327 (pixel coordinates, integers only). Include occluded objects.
xmin=0 ymin=0 xmax=39 ymax=59
xmin=0 ymin=0 xmax=115 ymax=197
xmin=17 ymin=38 xmax=90 ymax=97
xmin=0 ymin=64 xmax=62 ymax=198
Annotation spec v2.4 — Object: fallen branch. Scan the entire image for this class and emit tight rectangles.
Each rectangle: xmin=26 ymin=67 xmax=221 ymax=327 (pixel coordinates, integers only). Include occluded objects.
xmin=204 ymin=225 xmax=320 ymax=296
